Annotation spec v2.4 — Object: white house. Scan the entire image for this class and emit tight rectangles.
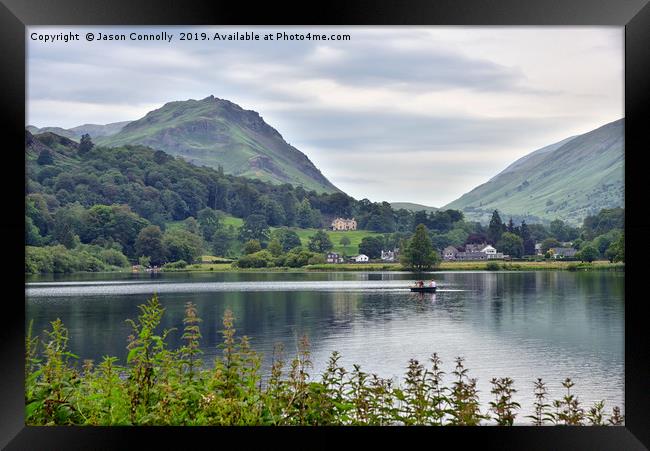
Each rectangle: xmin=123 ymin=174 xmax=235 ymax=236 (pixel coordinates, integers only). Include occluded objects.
xmin=381 ymin=249 xmax=399 ymax=262
xmin=481 ymin=245 xmax=499 ymax=259
xmin=353 ymin=254 xmax=369 ymax=263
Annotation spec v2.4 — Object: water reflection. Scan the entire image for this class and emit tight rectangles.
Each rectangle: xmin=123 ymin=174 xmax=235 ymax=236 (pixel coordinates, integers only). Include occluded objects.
xmin=26 ymin=270 xmax=624 ymax=418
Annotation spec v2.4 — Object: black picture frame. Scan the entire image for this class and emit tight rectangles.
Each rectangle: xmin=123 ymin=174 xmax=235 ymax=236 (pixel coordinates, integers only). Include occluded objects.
xmin=2 ymin=0 xmax=649 ymax=449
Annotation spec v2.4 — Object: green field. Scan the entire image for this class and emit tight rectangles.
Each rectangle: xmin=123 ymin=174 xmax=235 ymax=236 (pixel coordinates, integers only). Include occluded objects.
xmin=289 ymin=228 xmax=379 ymax=256
xmin=167 ymin=215 xmax=378 ymax=256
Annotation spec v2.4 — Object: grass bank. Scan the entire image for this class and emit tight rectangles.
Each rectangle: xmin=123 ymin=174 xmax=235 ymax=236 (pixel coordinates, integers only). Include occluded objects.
xmin=167 ymin=260 xmax=624 ymax=273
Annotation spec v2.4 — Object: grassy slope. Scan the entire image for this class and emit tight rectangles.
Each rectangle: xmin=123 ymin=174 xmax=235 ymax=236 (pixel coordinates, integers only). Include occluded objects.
xmin=443 ymin=119 xmax=624 ymax=225
xmin=167 ymin=215 xmax=378 ymax=256
xmin=292 ymin=228 xmax=379 ymax=256
xmin=97 ymin=96 xmax=338 ymax=194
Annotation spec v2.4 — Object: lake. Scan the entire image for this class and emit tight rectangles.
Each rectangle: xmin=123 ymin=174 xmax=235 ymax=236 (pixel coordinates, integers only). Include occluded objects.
xmin=25 ymin=270 xmax=624 ymax=421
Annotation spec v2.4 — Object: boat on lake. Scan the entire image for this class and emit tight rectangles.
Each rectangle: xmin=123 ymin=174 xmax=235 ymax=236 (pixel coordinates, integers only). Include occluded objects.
xmin=410 ymin=286 xmax=437 ymax=292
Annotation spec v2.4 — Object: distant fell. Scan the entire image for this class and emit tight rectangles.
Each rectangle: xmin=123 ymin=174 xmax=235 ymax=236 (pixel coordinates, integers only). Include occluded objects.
xmin=390 ymin=202 xmax=439 ymax=213
xmin=96 ymin=96 xmax=339 ymax=194
xmin=443 ymin=119 xmax=624 ymax=225
xmin=26 ymin=121 xmax=130 ymax=142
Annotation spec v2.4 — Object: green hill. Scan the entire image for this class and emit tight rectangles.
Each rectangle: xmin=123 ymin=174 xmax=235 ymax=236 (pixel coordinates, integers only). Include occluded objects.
xmin=96 ymin=96 xmax=339 ymax=194
xmin=390 ymin=202 xmax=438 ymax=213
xmin=443 ymin=119 xmax=624 ymax=225
xmin=27 ymin=121 xmax=130 ymax=142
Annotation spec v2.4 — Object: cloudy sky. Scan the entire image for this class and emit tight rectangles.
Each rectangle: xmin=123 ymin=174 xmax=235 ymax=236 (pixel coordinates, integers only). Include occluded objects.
xmin=27 ymin=26 xmax=623 ymax=206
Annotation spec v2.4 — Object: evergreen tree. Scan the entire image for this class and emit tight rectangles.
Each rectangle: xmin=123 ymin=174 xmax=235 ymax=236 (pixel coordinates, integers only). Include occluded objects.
xmin=401 ymin=224 xmax=440 ymax=271
xmin=488 ymin=210 xmax=504 ymax=244
xmin=519 ymin=221 xmax=535 ymax=256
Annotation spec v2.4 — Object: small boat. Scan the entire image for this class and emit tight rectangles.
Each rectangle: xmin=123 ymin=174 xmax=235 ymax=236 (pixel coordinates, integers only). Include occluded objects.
xmin=410 ymin=286 xmax=437 ymax=292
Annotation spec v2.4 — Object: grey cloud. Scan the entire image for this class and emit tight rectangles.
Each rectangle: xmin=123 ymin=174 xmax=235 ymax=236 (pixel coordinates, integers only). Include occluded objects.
xmin=269 ymin=109 xmax=575 ymax=155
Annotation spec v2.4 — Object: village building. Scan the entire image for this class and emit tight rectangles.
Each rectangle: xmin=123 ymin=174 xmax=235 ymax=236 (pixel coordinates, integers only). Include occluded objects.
xmin=326 ymin=252 xmax=345 ymax=263
xmin=380 ymin=249 xmax=399 ymax=262
xmin=535 ymin=243 xmax=543 ymax=255
xmin=331 ymin=217 xmax=357 ymax=231
xmin=351 ymin=254 xmax=369 ymax=263
xmin=442 ymin=243 xmax=506 ymax=261
xmin=549 ymin=247 xmax=578 ymax=259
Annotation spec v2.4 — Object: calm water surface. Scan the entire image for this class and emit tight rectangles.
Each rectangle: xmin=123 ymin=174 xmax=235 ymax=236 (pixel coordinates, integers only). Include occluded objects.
xmin=26 ymin=270 xmax=624 ymax=420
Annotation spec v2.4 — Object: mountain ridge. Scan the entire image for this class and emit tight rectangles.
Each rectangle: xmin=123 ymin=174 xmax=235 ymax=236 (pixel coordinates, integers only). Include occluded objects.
xmin=26 ymin=121 xmax=131 ymax=141
xmin=443 ymin=118 xmax=624 ymax=225
xmin=96 ymin=96 xmax=339 ymax=194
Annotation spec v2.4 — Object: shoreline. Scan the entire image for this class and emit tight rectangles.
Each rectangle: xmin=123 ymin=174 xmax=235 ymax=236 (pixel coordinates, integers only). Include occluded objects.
xmin=26 ymin=260 xmax=625 ymax=277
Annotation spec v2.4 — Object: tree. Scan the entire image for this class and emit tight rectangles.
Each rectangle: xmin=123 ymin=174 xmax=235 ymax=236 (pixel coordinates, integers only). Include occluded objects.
xmin=239 ymin=214 xmax=270 ymax=243
xmin=339 ymin=236 xmax=351 ymax=254
xmin=412 ymin=211 xmax=429 ymax=231
xmin=519 ymin=221 xmax=535 ymax=256
xmin=184 ymin=217 xmax=201 ymax=235
xmin=78 ymin=134 xmax=94 ymax=155
xmin=582 ymin=208 xmax=624 ymax=240
xmin=308 ymin=230 xmax=334 ymax=253
xmin=497 ymin=232 xmax=524 ymax=258
xmin=135 ymin=225 xmax=167 ymax=265
xmin=268 ymin=238 xmax=283 ymax=257
xmin=359 ymin=236 xmax=383 ymax=259
xmin=549 ymin=219 xmax=579 ymax=242
xmin=465 ymin=232 xmax=488 ymax=245
xmin=211 ymin=225 xmax=236 ymax=257
xmin=80 ymin=204 xmax=149 ymax=257
xmin=488 ymin=210 xmax=504 ymax=244
xmin=577 ymin=245 xmax=598 ymax=263
xmin=614 ymin=233 xmax=624 ymax=262
xmin=297 ymin=198 xmax=315 ymax=228
xmin=401 ymin=224 xmax=440 ymax=271
xmin=162 ymin=229 xmax=203 ymax=263
xmin=26 ymin=216 xmax=43 ymax=246
xmin=37 ymin=149 xmax=54 ymax=165
xmin=506 ymin=218 xmax=515 ymax=233
xmin=243 ymin=239 xmax=262 ymax=255
xmin=197 ymin=208 xmax=221 ymax=242
xmin=272 ymin=228 xmax=302 ymax=252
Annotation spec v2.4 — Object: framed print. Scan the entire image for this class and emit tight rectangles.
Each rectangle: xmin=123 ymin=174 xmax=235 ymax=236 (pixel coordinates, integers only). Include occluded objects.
xmin=2 ymin=0 xmax=649 ymax=449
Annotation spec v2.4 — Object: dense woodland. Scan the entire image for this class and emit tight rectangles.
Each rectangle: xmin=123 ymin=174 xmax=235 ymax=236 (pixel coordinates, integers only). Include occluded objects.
xmin=25 ymin=132 xmax=624 ymax=273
